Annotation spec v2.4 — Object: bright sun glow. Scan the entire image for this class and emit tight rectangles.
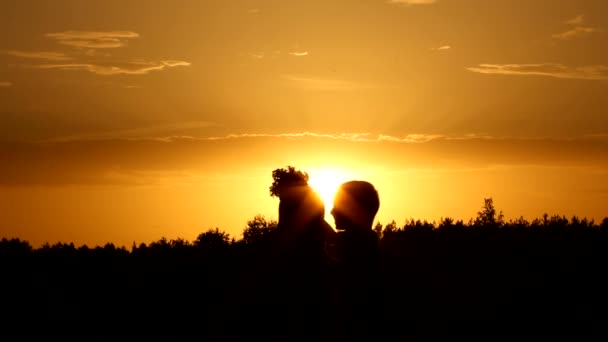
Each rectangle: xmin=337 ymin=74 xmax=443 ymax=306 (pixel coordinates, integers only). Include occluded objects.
xmin=307 ymin=168 xmax=351 ymax=214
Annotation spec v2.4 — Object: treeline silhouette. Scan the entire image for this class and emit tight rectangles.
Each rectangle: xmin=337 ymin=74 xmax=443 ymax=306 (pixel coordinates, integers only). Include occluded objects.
xmin=3 ymin=199 xmax=608 ymax=339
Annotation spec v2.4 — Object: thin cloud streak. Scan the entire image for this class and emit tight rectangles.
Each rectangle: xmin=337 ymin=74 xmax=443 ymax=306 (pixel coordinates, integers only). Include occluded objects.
xmin=248 ymin=52 xmax=265 ymax=59
xmin=288 ymin=51 xmax=309 ymax=56
xmin=5 ymin=50 xmax=72 ymax=61
xmin=553 ymin=14 xmax=601 ymax=40
xmin=46 ymin=31 xmax=140 ymax=40
xmin=4 ymin=132 xmax=606 ymax=187
xmin=196 ymin=132 xmax=608 ymax=144
xmin=93 ymin=132 xmax=447 ymax=143
xmin=46 ymin=31 xmax=140 ymax=49
xmin=467 ymin=64 xmax=608 ymax=80
xmin=378 ymin=134 xmax=446 ymax=143
xmin=0 ymin=81 xmax=11 ymax=87
xmin=388 ymin=0 xmax=437 ymax=5
xmin=12 ymin=31 xmax=190 ymax=76
xmin=206 ymin=132 xmax=375 ymax=142
xmin=34 ymin=130 xmax=608 ymax=145
xmin=432 ymin=45 xmax=450 ymax=51
xmin=33 ymin=60 xmax=191 ymax=76
xmin=565 ymin=14 xmax=585 ymax=26
xmin=204 ymin=132 xmax=449 ymax=143
xmin=162 ymin=60 xmax=190 ymax=67
xmin=553 ymin=26 xmax=600 ymax=40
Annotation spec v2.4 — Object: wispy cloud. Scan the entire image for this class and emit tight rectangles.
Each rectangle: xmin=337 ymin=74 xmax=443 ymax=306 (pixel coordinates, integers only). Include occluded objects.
xmin=565 ymin=14 xmax=585 ymax=26
xmin=33 ymin=60 xmax=191 ymax=76
xmin=206 ymin=132 xmax=374 ymax=142
xmin=288 ymin=51 xmax=309 ymax=57
xmin=5 ymin=50 xmax=72 ymax=61
xmin=161 ymin=60 xmax=191 ymax=67
xmin=8 ymin=31 xmax=189 ymax=78
xmin=248 ymin=52 xmax=265 ymax=59
xmin=282 ymin=75 xmax=374 ymax=91
xmin=207 ymin=132 xmax=573 ymax=143
xmin=467 ymin=63 xmax=608 ymax=80
xmin=248 ymin=9 xmax=261 ymax=14
xmin=552 ymin=15 xmax=601 ymax=40
xmin=553 ymin=26 xmax=600 ymax=40
xmin=432 ymin=45 xmax=450 ymax=51
xmin=0 ymin=81 xmax=11 ymax=87
xmin=204 ymin=132 xmax=446 ymax=143
xmin=44 ymin=131 xmax=608 ymax=145
xmin=377 ymin=134 xmax=446 ymax=143
xmin=112 ymin=132 xmax=444 ymax=143
xmin=388 ymin=0 xmax=437 ymax=5
xmin=46 ymin=31 xmax=140 ymax=49
xmin=44 ymin=131 xmax=441 ymax=144
xmin=4 ymin=133 xmax=607 ymax=187
xmin=246 ymin=50 xmax=305 ymax=60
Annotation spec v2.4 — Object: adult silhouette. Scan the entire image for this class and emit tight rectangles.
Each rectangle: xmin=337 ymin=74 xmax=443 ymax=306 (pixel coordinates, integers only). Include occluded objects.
xmin=330 ymin=180 xmax=380 ymax=339
xmin=271 ymin=167 xmax=335 ymax=262
xmin=263 ymin=167 xmax=337 ymax=339
xmin=331 ymin=180 xmax=380 ymax=265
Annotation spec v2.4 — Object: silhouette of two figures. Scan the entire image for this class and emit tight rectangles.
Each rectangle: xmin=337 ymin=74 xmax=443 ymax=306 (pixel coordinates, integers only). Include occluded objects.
xmin=268 ymin=167 xmax=380 ymax=339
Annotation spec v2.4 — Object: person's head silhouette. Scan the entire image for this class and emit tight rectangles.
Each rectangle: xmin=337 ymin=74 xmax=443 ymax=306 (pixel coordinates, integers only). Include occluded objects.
xmin=278 ymin=183 xmax=325 ymax=232
xmin=268 ymin=166 xmax=323 ymax=233
xmin=331 ymin=181 xmax=379 ymax=233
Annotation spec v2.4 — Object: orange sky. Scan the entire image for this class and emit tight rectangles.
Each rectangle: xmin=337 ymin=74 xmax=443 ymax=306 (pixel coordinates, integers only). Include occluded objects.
xmin=1 ymin=0 xmax=607 ymax=247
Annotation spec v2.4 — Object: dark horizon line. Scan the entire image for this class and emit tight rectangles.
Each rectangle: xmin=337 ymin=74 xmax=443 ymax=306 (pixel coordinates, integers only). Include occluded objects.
xmin=3 ymin=210 xmax=607 ymax=251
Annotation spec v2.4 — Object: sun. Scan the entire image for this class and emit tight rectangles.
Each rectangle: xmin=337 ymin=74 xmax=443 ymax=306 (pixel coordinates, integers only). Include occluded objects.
xmin=307 ymin=168 xmax=351 ymax=214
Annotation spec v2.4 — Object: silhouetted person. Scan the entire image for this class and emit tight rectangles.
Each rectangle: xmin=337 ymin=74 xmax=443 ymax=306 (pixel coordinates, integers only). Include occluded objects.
xmin=268 ymin=166 xmax=335 ymax=262
xmin=330 ymin=180 xmax=380 ymax=339
xmin=276 ymin=183 xmax=332 ymax=260
xmin=265 ymin=175 xmax=337 ymax=339
xmin=331 ymin=181 xmax=380 ymax=263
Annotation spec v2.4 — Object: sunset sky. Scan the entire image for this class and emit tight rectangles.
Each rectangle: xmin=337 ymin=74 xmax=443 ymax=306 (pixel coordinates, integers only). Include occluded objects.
xmin=1 ymin=0 xmax=607 ymax=248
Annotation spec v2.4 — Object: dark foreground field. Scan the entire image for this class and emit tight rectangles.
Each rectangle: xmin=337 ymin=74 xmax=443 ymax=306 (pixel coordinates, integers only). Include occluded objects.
xmin=3 ymin=213 xmax=608 ymax=340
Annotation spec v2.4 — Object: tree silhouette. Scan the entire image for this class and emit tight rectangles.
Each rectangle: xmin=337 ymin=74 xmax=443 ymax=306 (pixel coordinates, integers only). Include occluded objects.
xmin=373 ymin=222 xmax=384 ymax=238
xmin=194 ymin=228 xmax=231 ymax=251
xmin=474 ymin=197 xmax=504 ymax=227
xmin=242 ymin=215 xmax=277 ymax=245
xmin=0 ymin=238 xmax=32 ymax=258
